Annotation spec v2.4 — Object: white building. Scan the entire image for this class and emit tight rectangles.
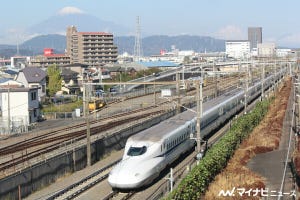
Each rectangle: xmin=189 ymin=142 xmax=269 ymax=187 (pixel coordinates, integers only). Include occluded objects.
xmin=0 ymin=81 xmax=40 ymax=133
xmin=257 ymin=43 xmax=276 ymax=57
xmin=10 ymin=56 xmax=30 ymax=69
xmin=225 ymin=40 xmax=250 ymax=59
xmin=276 ymin=48 xmax=291 ymax=58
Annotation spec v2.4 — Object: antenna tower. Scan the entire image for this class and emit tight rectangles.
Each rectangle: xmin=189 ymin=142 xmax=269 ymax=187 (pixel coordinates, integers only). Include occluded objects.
xmin=134 ymin=16 xmax=142 ymax=62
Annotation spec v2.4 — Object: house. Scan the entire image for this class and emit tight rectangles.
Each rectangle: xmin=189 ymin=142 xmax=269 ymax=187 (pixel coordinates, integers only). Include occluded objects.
xmin=106 ymin=66 xmax=137 ymax=78
xmin=0 ymin=80 xmax=40 ymax=133
xmin=15 ymin=67 xmax=47 ymax=102
xmin=61 ymin=68 xmax=80 ymax=94
xmin=60 ymin=63 xmax=89 ymax=94
xmin=107 ymin=66 xmax=126 ymax=78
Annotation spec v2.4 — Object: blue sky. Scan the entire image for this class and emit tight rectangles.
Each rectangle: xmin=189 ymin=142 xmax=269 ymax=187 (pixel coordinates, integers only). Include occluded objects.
xmin=2 ymin=0 xmax=300 ymax=47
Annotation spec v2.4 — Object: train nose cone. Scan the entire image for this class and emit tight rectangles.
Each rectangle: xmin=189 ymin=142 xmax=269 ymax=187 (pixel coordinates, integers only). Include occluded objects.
xmin=108 ymin=168 xmax=143 ymax=189
xmin=108 ymin=160 xmax=144 ymax=189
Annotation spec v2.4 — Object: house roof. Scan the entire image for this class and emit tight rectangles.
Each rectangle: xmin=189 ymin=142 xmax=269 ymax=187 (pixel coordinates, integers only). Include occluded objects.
xmin=61 ymin=68 xmax=79 ymax=76
xmin=0 ymin=80 xmax=24 ymax=88
xmin=0 ymin=77 xmax=12 ymax=84
xmin=20 ymin=67 xmax=47 ymax=83
xmin=0 ymin=87 xmax=37 ymax=92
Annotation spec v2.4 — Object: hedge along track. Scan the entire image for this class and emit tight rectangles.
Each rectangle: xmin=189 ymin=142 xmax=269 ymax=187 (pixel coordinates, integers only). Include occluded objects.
xmin=0 ymin=104 xmax=169 ymax=177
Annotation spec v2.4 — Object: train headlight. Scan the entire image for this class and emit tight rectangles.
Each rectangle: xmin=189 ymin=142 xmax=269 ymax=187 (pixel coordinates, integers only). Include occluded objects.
xmin=135 ymin=173 xmax=140 ymax=177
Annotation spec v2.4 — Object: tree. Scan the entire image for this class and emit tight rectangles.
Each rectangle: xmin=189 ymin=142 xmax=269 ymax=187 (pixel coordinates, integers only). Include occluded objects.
xmin=47 ymin=65 xmax=62 ymax=97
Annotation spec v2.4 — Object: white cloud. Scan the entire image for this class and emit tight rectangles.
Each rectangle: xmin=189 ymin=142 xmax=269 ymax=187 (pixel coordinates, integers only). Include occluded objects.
xmin=213 ymin=25 xmax=246 ymax=40
xmin=58 ymin=6 xmax=84 ymax=15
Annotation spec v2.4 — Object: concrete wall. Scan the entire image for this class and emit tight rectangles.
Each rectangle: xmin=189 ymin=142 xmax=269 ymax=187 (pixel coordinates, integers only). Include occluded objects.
xmin=0 ymin=110 xmax=175 ymax=200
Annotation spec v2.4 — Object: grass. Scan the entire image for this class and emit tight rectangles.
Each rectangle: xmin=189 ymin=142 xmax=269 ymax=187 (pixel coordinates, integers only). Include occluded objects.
xmin=42 ymin=100 xmax=83 ymax=113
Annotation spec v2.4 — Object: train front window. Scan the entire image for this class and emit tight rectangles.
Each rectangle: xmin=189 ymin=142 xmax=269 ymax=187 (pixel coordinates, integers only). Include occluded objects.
xmin=127 ymin=146 xmax=147 ymax=156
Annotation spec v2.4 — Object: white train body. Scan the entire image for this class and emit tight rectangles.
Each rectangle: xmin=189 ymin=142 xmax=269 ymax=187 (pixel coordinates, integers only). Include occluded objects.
xmin=108 ymin=70 xmax=285 ymax=189
xmin=108 ymin=114 xmax=196 ymax=189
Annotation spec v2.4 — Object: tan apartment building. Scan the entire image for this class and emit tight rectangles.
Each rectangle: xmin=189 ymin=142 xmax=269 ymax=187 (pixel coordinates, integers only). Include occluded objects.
xmin=66 ymin=26 xmax=118 ymax=66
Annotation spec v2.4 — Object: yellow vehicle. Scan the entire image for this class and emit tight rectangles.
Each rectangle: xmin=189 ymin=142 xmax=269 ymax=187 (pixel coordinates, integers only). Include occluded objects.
xmin=203 ymin=78 xmax=207 ymax=87
xmin=88 ymin=99 xmax=106 ymax=112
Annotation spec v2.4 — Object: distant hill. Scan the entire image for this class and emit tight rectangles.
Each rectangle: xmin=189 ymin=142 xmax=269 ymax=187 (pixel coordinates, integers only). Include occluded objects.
xmin=115 ymin=35 xmax=225 ymax=55
xmin=0 ymin=44 xmax=34 ymax=58
xmin=21 ymin=34 xmax=66 ymax=55
xmin=0 ymin=34 xmax=225 ymax=58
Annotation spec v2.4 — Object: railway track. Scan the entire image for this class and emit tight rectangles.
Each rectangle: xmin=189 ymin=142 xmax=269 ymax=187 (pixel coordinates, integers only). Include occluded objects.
xmin=0 ymin=104 xmax=165 ymax=155
xmin=67 ymin=112 xmax=233 ymax=200
xmin=0 ymin=105 xmax=169 ymax=177
xmin=46 ymin=159 xmax=121 ymax=200
xmin=3 ymin=78 xmax=228 ymax=176
xmin=103 ymin=191 xmax=136 ymax=200
xmin=16 ymin=74 xmax=251 ymax=199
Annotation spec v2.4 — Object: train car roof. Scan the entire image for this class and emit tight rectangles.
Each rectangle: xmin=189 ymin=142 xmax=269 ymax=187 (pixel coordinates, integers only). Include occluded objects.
xmin=129 ymin=87 xmax=243 ymax=143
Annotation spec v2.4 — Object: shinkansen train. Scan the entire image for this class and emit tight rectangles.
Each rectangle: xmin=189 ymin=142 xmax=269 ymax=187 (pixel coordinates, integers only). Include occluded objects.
xmin=108 ymin=70 xmax=285 ymax=189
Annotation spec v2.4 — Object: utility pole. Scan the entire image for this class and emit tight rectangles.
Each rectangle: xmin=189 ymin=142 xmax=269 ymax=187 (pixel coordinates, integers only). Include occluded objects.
xmin=196 ymin=79 xmax=203 ymax=155
xmin=213 ymin=62 xmax=218 ymax=98
xmin=84 ymin=84 xmax=91 ymax=167
xmin=244 ymin=64 xmax=249 ymax=114
xmin=153 ymin=73 xmax=157 ymax=105
xmin=176 ymin=70 xmax=181 ymax=114
xmin=7 ymin=87 xmax=10 ymax=134
xmin=261 ymin=62 xmax=265 ymax=100
xmin=274 ymin=59 xmax=277 ymax=90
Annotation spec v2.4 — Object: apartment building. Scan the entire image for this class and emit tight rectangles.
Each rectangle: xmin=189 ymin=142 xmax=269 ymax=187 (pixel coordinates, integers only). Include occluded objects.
xmin=30 ymin=48 xmax=71 ymax=67
xmin=66 ymin=26 xmax=118 ymax=66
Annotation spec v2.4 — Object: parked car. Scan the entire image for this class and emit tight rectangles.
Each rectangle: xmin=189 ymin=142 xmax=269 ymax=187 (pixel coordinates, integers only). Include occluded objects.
xmin=95 ymin=89 xmax=106 ymax=97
